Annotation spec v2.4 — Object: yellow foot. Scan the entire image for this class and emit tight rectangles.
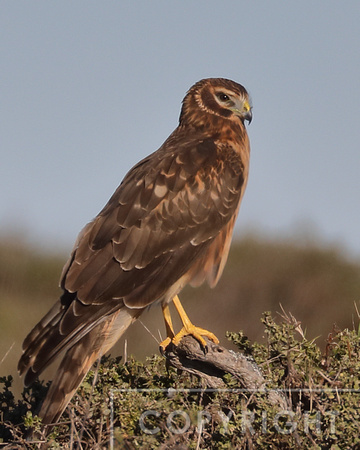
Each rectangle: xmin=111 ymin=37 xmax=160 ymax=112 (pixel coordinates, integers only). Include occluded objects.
xmin=159 ymin=295 xmax=219 ymax=353
xmin=159 ymin=336 xmax=172 ymax=353
xmin=172 ymin=324 xmax=219 ymax=348
xmin=159 ymin=326 xmax=219 ymax=353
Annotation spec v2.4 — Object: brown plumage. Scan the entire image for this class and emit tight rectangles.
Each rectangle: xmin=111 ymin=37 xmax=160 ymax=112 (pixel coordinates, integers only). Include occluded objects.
xmin=18 ymin=77 xmax=252 ymax=428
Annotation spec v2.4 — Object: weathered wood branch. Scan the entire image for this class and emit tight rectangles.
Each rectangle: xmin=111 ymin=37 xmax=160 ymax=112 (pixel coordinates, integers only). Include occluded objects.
xmin=163 ymin=336 xmax=289 ymax=410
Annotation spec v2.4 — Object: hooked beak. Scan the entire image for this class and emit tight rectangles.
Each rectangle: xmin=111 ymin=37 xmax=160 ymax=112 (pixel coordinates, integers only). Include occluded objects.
xmin=231 ymin=99 xmax=252 ymax=124
xmin=244 ymin=108 xmax=252 ymax=124
xmin=243 ymin=100 xmax=252 ymax=124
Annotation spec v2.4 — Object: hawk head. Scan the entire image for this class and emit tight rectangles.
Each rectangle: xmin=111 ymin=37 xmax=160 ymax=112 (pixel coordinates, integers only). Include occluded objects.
xmin=179 ymin=78 xmax=252 ymax=130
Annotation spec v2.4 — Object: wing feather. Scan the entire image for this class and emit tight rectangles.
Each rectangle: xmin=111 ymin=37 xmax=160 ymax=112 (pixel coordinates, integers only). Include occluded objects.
xmin=60 ymin=133 xmax=246 ymax=312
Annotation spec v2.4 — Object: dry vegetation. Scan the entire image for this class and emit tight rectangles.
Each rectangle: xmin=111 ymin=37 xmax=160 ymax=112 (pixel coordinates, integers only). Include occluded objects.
xmin=1 ymin=234 xmax=360 ymax=447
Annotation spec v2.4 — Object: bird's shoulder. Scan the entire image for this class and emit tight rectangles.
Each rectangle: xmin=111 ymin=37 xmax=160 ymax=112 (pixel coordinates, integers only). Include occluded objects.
xmin=107 ymin=128 xmax=244 ymax=210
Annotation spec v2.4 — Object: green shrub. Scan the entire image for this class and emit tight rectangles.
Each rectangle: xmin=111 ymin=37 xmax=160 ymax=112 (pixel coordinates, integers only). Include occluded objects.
xmin=1 ymin=312 xmax=360 ymax=448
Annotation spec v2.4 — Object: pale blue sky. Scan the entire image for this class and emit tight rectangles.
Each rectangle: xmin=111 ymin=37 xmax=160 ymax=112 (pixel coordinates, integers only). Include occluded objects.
xmin=1 ymin=1 xmax=360 ymax=256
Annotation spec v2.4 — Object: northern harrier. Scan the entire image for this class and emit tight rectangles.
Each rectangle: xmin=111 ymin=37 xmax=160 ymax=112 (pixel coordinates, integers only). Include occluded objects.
xmin=18 ymin=78 xmax=252 ymax=427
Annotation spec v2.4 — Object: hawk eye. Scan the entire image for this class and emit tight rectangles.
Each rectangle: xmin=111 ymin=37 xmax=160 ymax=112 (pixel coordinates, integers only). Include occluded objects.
xmin=217 ymin=92 xmax=230 ymax=102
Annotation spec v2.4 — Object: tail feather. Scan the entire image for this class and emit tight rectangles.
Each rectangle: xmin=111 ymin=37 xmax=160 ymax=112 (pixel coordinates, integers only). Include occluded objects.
xmin=18 ymin=294 xmax=128 ymax=387
xmin=25 ymin=307 xmax=139 ymax=428
xmin=18 ymin=302 xmax=64 ymax=381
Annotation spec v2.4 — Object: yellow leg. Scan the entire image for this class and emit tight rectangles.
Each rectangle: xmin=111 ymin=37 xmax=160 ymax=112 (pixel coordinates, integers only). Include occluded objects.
xmin=159 ymin=295 xmax=219 ymax=352
xmin=159 ymin=303 xmax=175 ymax=350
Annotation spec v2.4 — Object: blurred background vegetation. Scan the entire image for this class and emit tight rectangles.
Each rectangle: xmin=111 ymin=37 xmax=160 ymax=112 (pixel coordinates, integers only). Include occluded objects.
xmin=1 ymin=232 xmax=360 ymax=399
